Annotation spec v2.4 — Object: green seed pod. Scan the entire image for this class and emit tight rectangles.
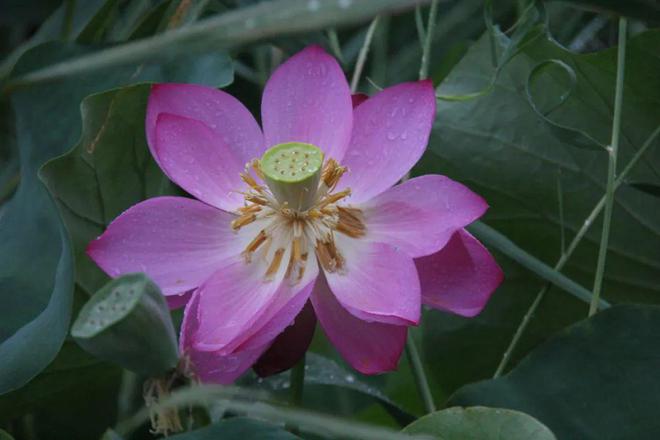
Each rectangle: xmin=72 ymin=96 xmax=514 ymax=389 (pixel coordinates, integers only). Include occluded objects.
xmin=71 ymin=273 xmax=178 ymax=376
xmin=260 ymin=142 xmax=324 ymax=210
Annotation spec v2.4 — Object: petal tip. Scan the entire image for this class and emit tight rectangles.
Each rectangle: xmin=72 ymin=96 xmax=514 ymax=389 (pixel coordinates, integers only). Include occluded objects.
xmin=85 ymin=234 xmax=106 ymax=264
xmin=419 ymin=78 xmax=434 ymax=88
xmin=303 ymin=44 xmax=328 ymax=54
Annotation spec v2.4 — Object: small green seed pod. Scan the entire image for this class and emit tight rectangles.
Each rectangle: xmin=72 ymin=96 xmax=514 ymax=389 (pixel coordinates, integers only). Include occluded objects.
xmin=71 ymin=273 xmax=178 ymax=376
xmin=260 ymin=142 xmax=324 ymax=211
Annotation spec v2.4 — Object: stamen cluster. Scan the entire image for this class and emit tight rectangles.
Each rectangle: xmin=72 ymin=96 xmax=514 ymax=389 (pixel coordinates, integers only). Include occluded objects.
xmin=231 ymin=158 xmax=366 ymax=282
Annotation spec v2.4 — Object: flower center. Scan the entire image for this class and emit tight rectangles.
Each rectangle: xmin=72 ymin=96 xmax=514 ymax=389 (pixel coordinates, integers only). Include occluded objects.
xmin=231 ymin=143 xmax=366 ymax=283
xmin=260 ymin=142 xmax=324 ymax=211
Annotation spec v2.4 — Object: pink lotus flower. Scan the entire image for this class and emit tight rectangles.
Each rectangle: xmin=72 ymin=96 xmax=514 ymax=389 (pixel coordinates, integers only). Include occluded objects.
xmin=87 ymin=46 xmax=503 ymax=383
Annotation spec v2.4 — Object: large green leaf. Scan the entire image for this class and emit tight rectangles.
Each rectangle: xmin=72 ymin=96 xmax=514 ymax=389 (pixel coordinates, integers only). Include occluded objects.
xmin=40 ymin=83 xmax=177 ymax=295
xmin=449 ymin=305 xmax=660 ymax=439
xmin=0 ymin=341 xmax=121 ymax=439
xmin=0 ymin=0 xmax=110 ymax=203
xmin=416 ymin=26 xmax=660 ymax=395
xmin=0 ymin=199 xmax=74 ymax=394
xmin=432 ymin=29 xmax=660 ymax=301
xmin=0 ymin=42 xmax=232 ymax=395
xmin=402 ymin=406 xmax=556 ymax=440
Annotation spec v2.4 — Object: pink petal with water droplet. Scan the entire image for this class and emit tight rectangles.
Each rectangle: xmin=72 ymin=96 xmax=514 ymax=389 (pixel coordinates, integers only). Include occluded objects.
xmin=147 ymin=83 xmax=264 ymax=170
xmin=180 ymin=292 xmax=269 ymax=384
xmin=191 ymin=246 xmax=291 ymax=353
xmin=155 ymin=113 xmax=245 ymax=211
xmin=86 ymin=197 xmax=241 ymax=296
xmin=237 ymin=257 xmax=318 ymax=351
xmin=360 ymin=175 xmax=488 ymax=257
xmin=324 ymin=236 xmax=420 ymax=326
xmin=311 ymin=275 xmax=407 ymax=375
xmin=416 ymin=229 xmax=503 ymax=317
xmin=261 ymin=45 xmax=352 ymax=160
xmin=338 ymin=80 xmax=436 ymax=203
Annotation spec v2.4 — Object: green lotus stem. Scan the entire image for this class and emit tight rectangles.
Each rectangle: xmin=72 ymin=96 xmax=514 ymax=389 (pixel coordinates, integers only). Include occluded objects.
xmin=414 ymin=5 xmax=426 ymax=50
xmin=62 ymin=0 xmax=76 ymax=40
xmin=286 ymin=354 xmax=307 ymax=434
xmin=405 ymin=332 xmax=436 ymax=413
xmin=418 ymin=0 xmax=439 ymax=80
xmin=327 ymin=29 xmax=344 ymax=65
xmin=589 ymin=17 xmax=627 ymax=317
xmin=557 ymin=171 xmax=566 ymax=254
xmin=351 ymin=16 xmax=381 ymax=93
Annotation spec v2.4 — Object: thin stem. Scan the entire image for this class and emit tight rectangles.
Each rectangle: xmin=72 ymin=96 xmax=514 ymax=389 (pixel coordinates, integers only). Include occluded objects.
xmin=62 ymin=0 xmax=76 ymax=40
xmin=286 ymin=355 xmax=306 ymax=434
xmin=494 ymin=284 xmax=549 ymax=378
xmin=418 ymin=0 xmax=439 ymax=80
xmin=327 ymin=29 xmax=344 ymax=65
xmin=350 ymin=16 xmax=380 ymax=93
xmin=589 ymin=17 xmax=627 ymax=316
xmin=166 ymin=0 xmax=194 ymax=30
xmin=414 ymin=5 xmax=426 ymax=50
xmin=516 ymin=0 xmax=528 ymax=19
xmin=494 ymin=123 xmax=660 ymax=376
xmin=405 ymin=332 xmax=435 ymax=413
xmin=557 ymin=169 xmax=566 ymax=254
xmin=289 ymin=355 xmax=306 ymax=407
xmin=233 ymin=60 xmax=263 ymax=85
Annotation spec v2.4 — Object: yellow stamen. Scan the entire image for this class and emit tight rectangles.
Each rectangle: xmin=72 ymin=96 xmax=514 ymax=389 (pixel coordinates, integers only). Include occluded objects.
xmin=292 ymin=236 xmax=303 ymax=262
xmin=251 ymin=160 xmax=265 ymax=180
xmin=241 ymin=172 xmax=262 ymax=192
xmin=316 ymin=239 xmax=344 ymax=272
xmin=231 ymin=213 xmax=256 ymax=230
xmin=238 ymin=204 xmax=262 ymax=214
xmin=265 ymin=248 xmax=285 ymax=279
xmin=297 ymin=253 xmax=309 ymax=281
xmin=336 ymin=207 xmax=366 ymax=238
xmin=321 ymin=158 xmax=347 ymax=189
xmin=318 ymin=188 xmax=351 ymax=209
xmin=245 ymin=230 xmax=267 ymax=254
xmin=245 ymin=194 xmax=268 ymax=205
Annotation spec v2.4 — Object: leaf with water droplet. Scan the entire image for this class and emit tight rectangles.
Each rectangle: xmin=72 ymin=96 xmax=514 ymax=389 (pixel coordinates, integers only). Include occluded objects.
xmin=240 ymin=353 xmax=415 ymax=426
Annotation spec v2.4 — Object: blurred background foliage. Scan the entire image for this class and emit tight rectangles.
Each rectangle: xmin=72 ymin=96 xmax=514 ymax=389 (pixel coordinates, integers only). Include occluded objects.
xmin=1 ymin=0 xmax=659 ymax=439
